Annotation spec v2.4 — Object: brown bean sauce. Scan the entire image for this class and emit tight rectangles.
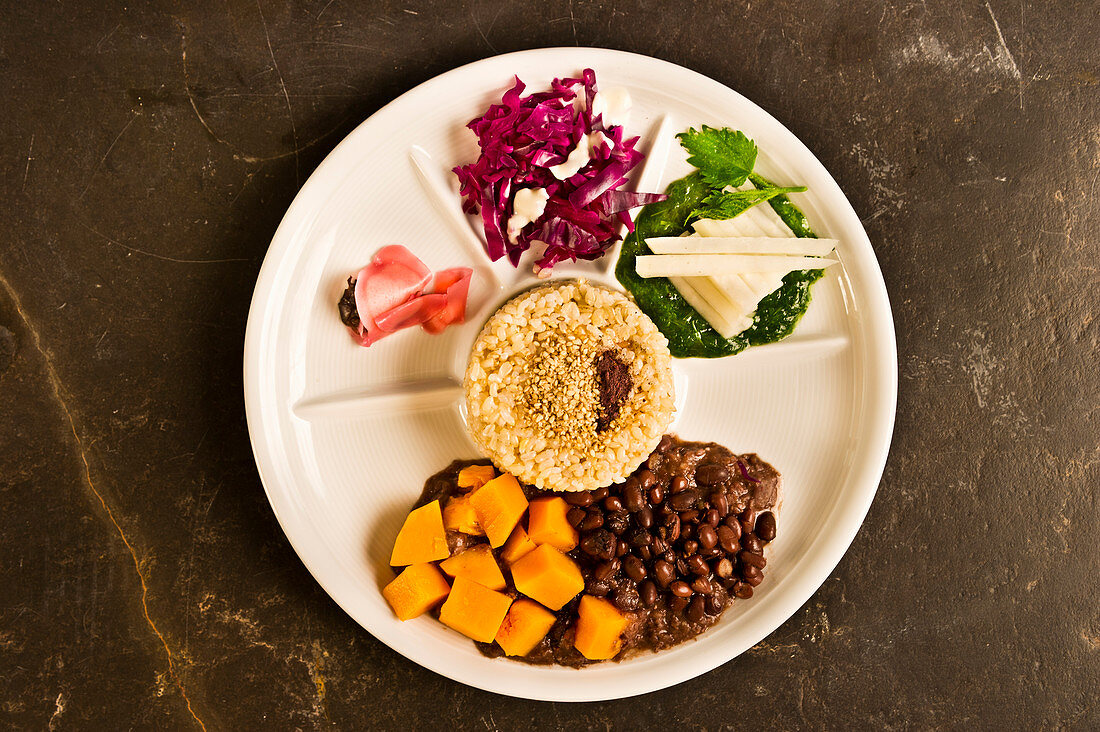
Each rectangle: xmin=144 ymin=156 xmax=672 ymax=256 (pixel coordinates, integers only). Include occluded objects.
xmin=412 ymin=435 xmax=780 ymax=667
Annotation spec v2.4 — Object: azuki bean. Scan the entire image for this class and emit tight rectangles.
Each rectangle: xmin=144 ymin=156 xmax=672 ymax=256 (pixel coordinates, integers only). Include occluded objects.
xmin=682 ymin=540 xmax=699 ymax=556
xmin=676 ymin=558 xmax=689 ymax=577
xmin=623 ymin=483 xmax=645 ymax=512
xmin=742 ymin=564 xmax=763 ymax=586
xmin=739 ymin=508 xmax=756 ymax=537
xmin=637 ymin=469 xmax=656 ymax=488
xmin=579 ymin=510 xmax=604 ymax=532
xmin=686 ymin=596 xmax=705 ymax=623
xmin=565 ymin=491 xmax=593 ymax=507
xmin=614 ymin=586 xmax=641 ymax=612
xmin=696 ymin=463 xmax=729 ymax=486
xmin=702 ymin=547 xmax=722 ymax=559
xmin=678 ymin=510 xmax=700 ymax=524
xmin=711 ymin=492 xmax=728 ymax=518
xmin=739 ymin=551 xmax=767 ymax=569
xmin=663 ymin=514 xmax=680 ymax=542
xmin=648 ymin=484 xmax=664 ymax=505
xmin=567 ymin=506 xmax=587 ymax=528
xmin=616 ymin=539 xmax=630 ymax=557
xmin=742 ymin=533 xmax=763 ymax=554
xmin=705 ymin=508 xmax=720 ymax=527
xmin=668 ymin=491 xmax=697 ymax=512
xmin=697 ymin=524 xmax=718 ymax=550
xmin=687 ymin=554 xmax=709 ymax=576
xmin=714 ymin=557 xmax=734 ymax=579
xmin=591 ymin=485 xmax=609 ymax=501
xmin=733 ymin=582 xmax=754 ymax=599
xmin=645 ymin=453 xmax=662 ymax=471
xmin=593 ymin=558 xmax=619 ymax=581
xmin=627 ymin=527 xmax=652 ymax=548
xmin=638 ymin=545 xmax=653 ymax=561
xmin=669 ymin=595 xmax=690 ymax=612
xmin=716 ymin=525 xmax=740 ymax=554
xmin=607 ymin=512 xmax=629 ymax=535
xmin=604 ymin=496 xmax=624 ymax=512
xmin=653 ymin=560 xmax=675 ymax=587
xmin=657 ymin=435 xmax=673 ymax=452
xmin=669 ymin=475 xmax=689 ymax=494
xmin=692 ymin=577 xmax=713 ymax=595
xmin=705 ymin=593 xmax=725 ymax=615
xmin=637 ymin=506 xmax=654 ymax=529
xmin=680 ymin=523 xmax=695 ymax=540
xmin=670 ymin=581 xmax=693 ymax=598
xmin=580 ymin=529 xmax=616 ymax=559
xmin=585 ymin=579 xmax=610 ymax=597
xmin=640 ymin=580 xmax=658 ymax=607
xmin=651 ymin=536 xmax=668 ymax=554
xmin=622 ymin=555 xmax=647 ymax=582
xmin=755 ymin=512 xmax=777 ymax=542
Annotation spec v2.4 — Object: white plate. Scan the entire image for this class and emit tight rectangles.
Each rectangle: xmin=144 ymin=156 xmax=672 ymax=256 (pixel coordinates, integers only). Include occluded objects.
xmin=243 ymin=48 xmax=897 ymax=702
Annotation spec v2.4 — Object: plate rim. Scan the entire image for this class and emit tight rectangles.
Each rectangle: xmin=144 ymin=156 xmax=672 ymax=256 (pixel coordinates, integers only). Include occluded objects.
xmin=243 ymin=46 xmax=898 ymax=701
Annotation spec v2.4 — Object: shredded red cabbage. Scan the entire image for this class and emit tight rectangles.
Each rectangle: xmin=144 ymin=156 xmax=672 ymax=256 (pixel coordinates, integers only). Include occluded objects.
xmin=454 ymin=69 xmax=665 ymax=272
xmin=737 ymin=460 xmax=761 ymax=484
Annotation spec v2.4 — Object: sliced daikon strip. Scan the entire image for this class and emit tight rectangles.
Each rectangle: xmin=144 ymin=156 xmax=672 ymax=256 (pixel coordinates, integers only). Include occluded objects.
xmin=707 ymin=274 xmax=762 ymax=313
xmin=694 ymin=216 xmax=770 ymax=238
xmin=738 ymin=271 xmax=789 ymax=300
xmin=693 ymin=198 xmax=794 ymax=238
xmin=687 ymin=275 xmax=754 ymax=322
xmin=637 ymin=254 xmax=838 ymax=277
xmin=668 ymin=277 xmax=750 ymax=338
xmin=646 ymin=236 xmax=837 ymax=257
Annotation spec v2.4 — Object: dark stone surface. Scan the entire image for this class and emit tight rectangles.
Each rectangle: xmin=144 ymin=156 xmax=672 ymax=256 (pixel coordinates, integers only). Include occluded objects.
xmin=1 ymin=0 xmax=1097 ymax=728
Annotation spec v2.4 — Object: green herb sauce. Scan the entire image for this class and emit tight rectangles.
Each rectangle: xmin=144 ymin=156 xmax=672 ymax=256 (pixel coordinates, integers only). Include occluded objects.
xmin=615 ymin=172 xmax=825 ymax=359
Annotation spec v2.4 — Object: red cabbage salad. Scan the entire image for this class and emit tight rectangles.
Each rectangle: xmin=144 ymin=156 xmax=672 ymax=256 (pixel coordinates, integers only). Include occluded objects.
xmin=454 ymin=69 xmax=665 ymax=273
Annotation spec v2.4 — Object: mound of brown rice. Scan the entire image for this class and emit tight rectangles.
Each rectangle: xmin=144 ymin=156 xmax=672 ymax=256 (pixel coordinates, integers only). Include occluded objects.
xmin=464 ymin=280 xmax=675 ymax=492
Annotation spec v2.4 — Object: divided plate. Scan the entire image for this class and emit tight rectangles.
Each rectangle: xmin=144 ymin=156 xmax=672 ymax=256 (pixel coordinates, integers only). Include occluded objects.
xmin=243 ymin=47 xmax=897 ymax=701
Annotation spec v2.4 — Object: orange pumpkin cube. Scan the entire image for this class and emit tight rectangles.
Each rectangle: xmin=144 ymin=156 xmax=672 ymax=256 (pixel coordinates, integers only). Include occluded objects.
xmin=439 ymin=544 xmax=506 ymax=591
xmin=469 ymin=473 xmax=529 ymax=548
xmin=527 ymin=497 xmax=579 ymax=551
xmin=500 ymin=525 xmax=538 ymax=565
xmin=495 ymin=598 xmax=557 ymax=657
xmin=438 ymin=576 xmax=513 ymax=642
xmin=509 ymin=544 xmax=584 ymax=611
xmin=442 ymin=495 xmax=485 ymax=536
xmin=457 ymin=464 xmax=496 ymax=491
xmin=573 ymin=595 xmax=629 ymax=660
xmin=389 ymin=500 xmax=450 ymax=566
xmin=382 ymin=563 xmax=451 ymax=621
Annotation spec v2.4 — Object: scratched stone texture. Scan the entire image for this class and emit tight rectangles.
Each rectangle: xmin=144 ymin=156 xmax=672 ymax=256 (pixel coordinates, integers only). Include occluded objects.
xmin=1 ymin=0 xmax=1097 ymax=729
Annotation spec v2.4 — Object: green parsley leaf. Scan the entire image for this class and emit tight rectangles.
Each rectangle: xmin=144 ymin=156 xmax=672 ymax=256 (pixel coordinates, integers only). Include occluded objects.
xmin=690 ymin=185 xmax=807 ymax=221
xmin=676 ymin=126 xmax=758 ymax=188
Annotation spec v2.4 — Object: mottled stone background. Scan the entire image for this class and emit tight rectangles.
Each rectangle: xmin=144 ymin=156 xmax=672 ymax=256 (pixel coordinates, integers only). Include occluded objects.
xmin=1 ymin=0 xmax=1097 ymax=729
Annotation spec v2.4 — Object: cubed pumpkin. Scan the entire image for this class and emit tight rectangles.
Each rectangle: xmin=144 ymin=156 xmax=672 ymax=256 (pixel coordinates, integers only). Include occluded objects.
xmin=500 ymin=525 xmax=538 ymax=565
xmin=382 ymin=563 xmax=451 ymax=621
xmin=469 ymin=473 xmax=529 ymax=548
xmin=439 ymin=544 xmax=506 ymax=591
xmin=509 ymin=544 xmax=584 ymax=611
xmin=526 ymin=496 xmax=579 ymax=551
xmin=573 ymin=595 xmax=629 ymax=660
xmin=495 ymin=599 xmax=557 ymax=657
xmin=389 ymin=500 xmax=450 ymax=566
xmin=442 ymin=495 xmax=485 ymax=536
xmin=438 ymin=576 xmax=513 ymax=642
xmin=457 ymin=464 xmax=496 ymax=491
